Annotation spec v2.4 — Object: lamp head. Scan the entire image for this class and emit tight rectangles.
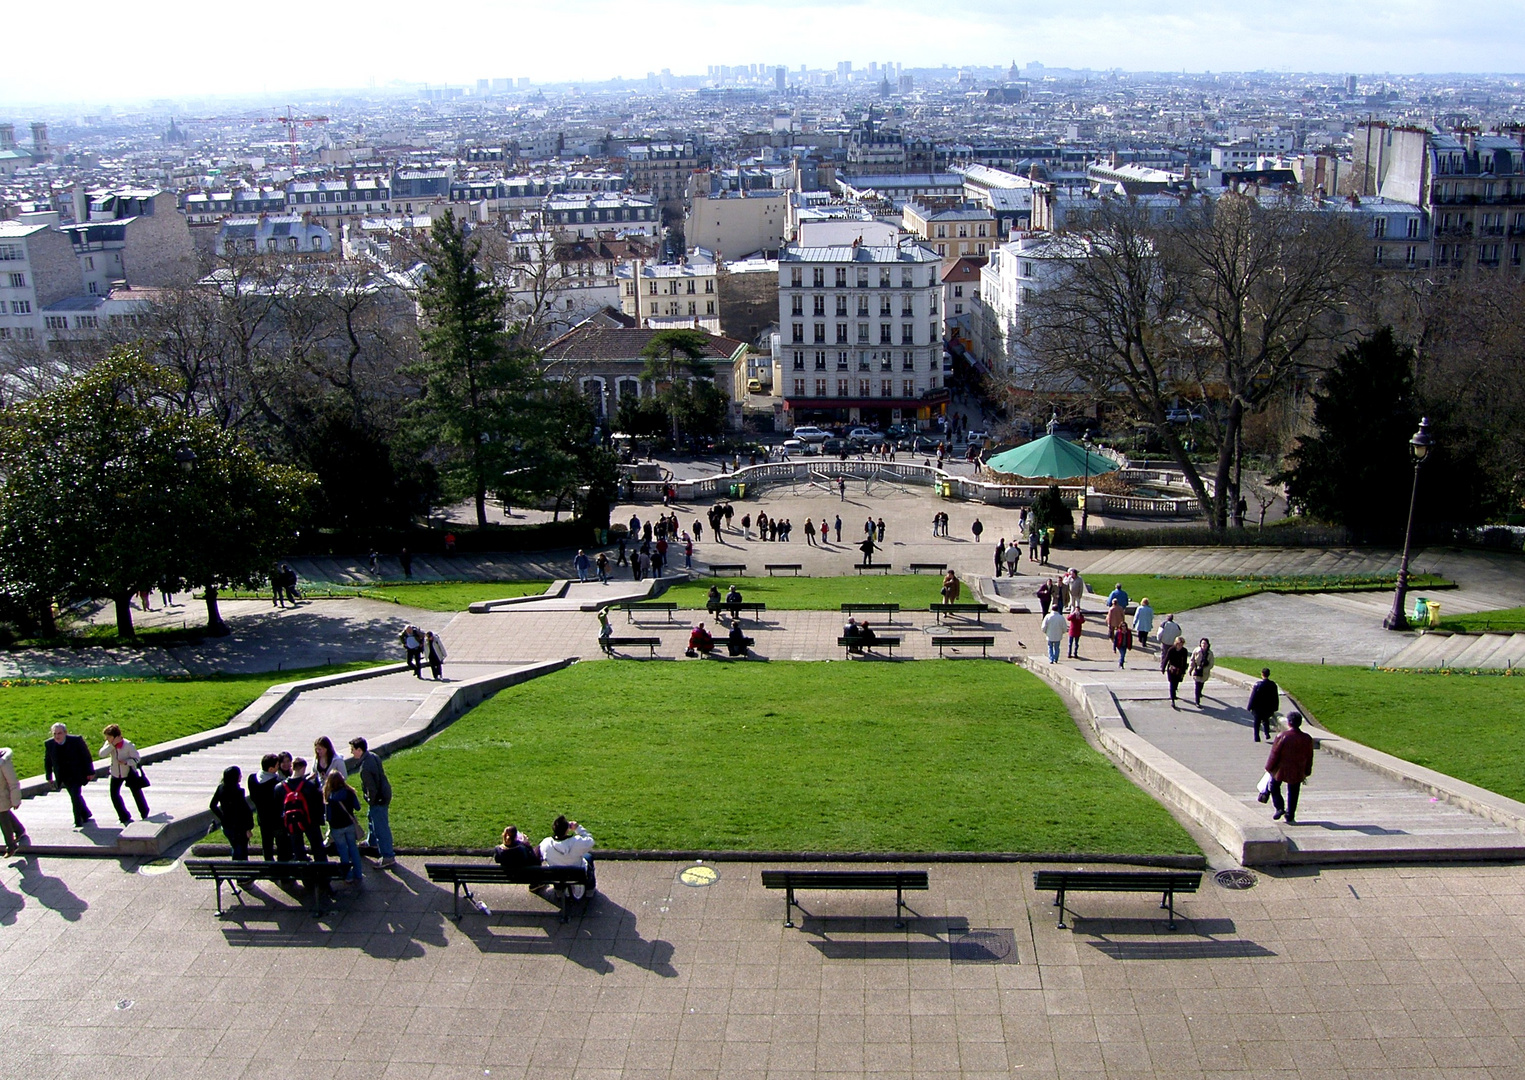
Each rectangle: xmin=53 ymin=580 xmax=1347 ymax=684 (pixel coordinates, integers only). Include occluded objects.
xmin=1410 ymin=417 xmax=1432 ymax=463
xmin=173 ymin=447 xmax=197 ymax=472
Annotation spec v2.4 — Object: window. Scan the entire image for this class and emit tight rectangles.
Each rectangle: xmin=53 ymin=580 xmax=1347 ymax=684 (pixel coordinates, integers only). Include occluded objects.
xmin=816 ymin=379 xmax=827 ymax=396
xmin=880 ymin=353 xmax=892 ymax=371
xmin=8 ymin=272 xmax=25 ymax=288
xmin=837 ymin=379 xmax=849 ymax=397
xmin=792 ymin=323 xmax=804 ymax=343
xmin=879 ymin=269 xmax=891 ymax=288
xmin=813 ymin=323 xmax=826 ymax=344
xmin=705 ymin=280 xmax=714 ymax=293
xmin=901 ymin=297 xmax=913 ymax=317
xmin=10 ymin=300 xmax=30 ymax=314
xmin=835 ymin=296 xmax=848 ymax=316
xmin=791 ymin=268 xmax=803 ymax=287
xmin=882 ymin=379 xmax=893 ymax=397
xmin=977 ymin=223 xmax=987 ymax=237
xmin=706 ymin=301 xmax=715 ymax=315
xmin=44 ymin=315 xmax=67 ymax=329
xmin=857 ymin=296 xmax=869 ymax=316
xmin=793 ymin=352 xmax=805 ymax=370
xmin=903 ymin=379 xmax=915 ymax=397
xmin=857 ymin=323 xmax=869 ymax=343
xmin=1373 ymin=218 xmax=1387 ymax=238
xmin=857 ymin=270 xmax=869 ymax=288
xmin=936 ymin=243 xmax=946 ymax=256
xmin=794 ymin=379 xmax=805 ymax=396
xmin=977 ymin=243 xmax=986 ymax=256
xmin=953 ymin=285 xmax=963 ymax=297
xmin=812 ymin=267 xmax=825 ymax=287
xmin=835 ymin=267 xmax=847 ymax=287
xmin=1020 ymin=261 xmax=1034 ymax=277
xmin=815 ymin=351 xmax=827 ymax=370
xmin=936 ymin=225 xmax=947 ymax=238
xmin=880 ymin=323 xmax=893 ymax=344
xmin=0 ymin=327 xmax=8 ymax=338
xmin=858 ymin=379 xmax=871 ymax=397
xmin=901 ymin=270 xmax=912 ymax=288
xmin=1407 ymin=218 xmax=1419 ymax=238
xmin=902 ymin=352 xmax=915 ymax=371
xmin=686 ymin=281 xmax=695 ymax=294
xmin=688 ymin=302 xmax=697 ymax=315
xmin=836 ymin=324 xmax=848 ymax=344
xmin=85 ymin=256 xmax=94 ymax=271
xmin=957 ymin=225 xmax=968 ymax=238
xmin=76 ymin=315 xmax=98 ymax=329
xmin=902 ymin=324 xmax=915 ymax=344
xmin=0 ymin=243 xmax=21 ymax=261
xmin=812 ymin=295 xmax=825 ymax=316
xmin=838 ymin=352 xmax=850 ymax=370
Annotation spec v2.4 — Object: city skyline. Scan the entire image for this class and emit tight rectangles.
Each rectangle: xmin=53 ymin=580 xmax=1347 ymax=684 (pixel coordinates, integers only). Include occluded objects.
xmin=4 ymin=0 xmax=1525 ymax=108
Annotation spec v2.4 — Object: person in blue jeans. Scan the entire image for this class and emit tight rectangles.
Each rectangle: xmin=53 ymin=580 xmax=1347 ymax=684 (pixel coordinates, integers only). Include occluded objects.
xmin=347 ymin=737 xmax=394 ymax=869
xmin=573 ymin=549 xmax=591 ymax=582
xmin=1041 ymin=609 xmax=1066 ymax=664
xmin=324 ymin=770 xmax=364 ymax=882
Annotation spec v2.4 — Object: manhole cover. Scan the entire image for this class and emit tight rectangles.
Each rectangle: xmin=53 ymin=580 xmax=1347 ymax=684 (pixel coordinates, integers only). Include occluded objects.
xmin=950 ymin=928 xmax=1019 ymax=964
xmin=1215 ymin=869 xmax=1258 ymax=890
xmin=678 ymin=865 xmax=719 ymax=887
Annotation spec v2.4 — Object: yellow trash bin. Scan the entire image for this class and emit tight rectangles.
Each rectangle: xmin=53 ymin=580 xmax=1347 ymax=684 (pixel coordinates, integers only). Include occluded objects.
xmin=1426 ymin=601 xmax=1441 ymax=627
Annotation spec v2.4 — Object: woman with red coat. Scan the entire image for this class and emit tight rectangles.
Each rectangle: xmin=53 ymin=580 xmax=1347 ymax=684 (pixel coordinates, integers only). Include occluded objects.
xmin=1265 ymin=712 xmax=1315 ymax=825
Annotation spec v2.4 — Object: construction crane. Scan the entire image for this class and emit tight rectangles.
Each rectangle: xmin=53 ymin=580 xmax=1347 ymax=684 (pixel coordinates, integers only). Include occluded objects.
xmin=189 ymin=107 xmax=330 ymax=166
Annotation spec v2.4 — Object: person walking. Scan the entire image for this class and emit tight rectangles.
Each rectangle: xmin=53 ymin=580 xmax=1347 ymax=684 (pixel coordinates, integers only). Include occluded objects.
xmin=876 ymin=518 xmax=885 ymax=543
xmin=1106 ymin=582 xmax=1130 ymax=610
xmin=837 ymin=476 xmax=846 ymax=501
xmin=1039 ymin=529 xmax=1050 ymax=566
xmin=834 ymin=515 xmax=842 ymax=544
xmin=100 ymin=724 xmax=150 ymax=825
xmin=858 ymin=535 xmax=877 ymax=566
xmin=804 ymin=518 xmax=817 ymax=545
xmin=0 ymin=746 xmax=29 ymax=855
xmin=971 ymin=517 xmax=984 ymax=542
xmin=1163 ymin=637 xmax=1190 ymax=708
xmin=1264 ymin=712 xmax=1315 ymax=825
xmin=1113 ymin=621 xmax=1133 ymax=668
xmin=399 ymin=548 xmax=413 ymax=579
xmin=348 ymin=737 xmax=395 ymax=869
xmin=1036 ymin=579 xmax=1052 ymax=616
xmin=941 ymin=570 xmax=961 ymax=605
xmin=281 ymin=758 xmax=327 ymax=864
xmin=994 ymin=538 xmax=1006 ymax=577
xmin=1247 ymin=668 xmax=1281 ymax=743
xmin=426 ymin=630 xmax=447 ymax=681
xmin=595 ymin=551 xmax=609 ymax=583
xmin=573 ymin=549 xmax=591 ymax=583
xmin=401 ymin=625 xmax=424 ymax=678
xmin=1156 ymin=613 xmax=1182 ymax=670
xmin=616 ymin=533 xmax=627 ymax=566
xmin=47 ymin=725 xmax=98 ymax=828
xmin=1105 ymin=600 xmax=1126 ymax=655
xmin=324 ymin=770 xmax=365 ymax=883
xmin=209 ymin=765 xmax=255 ymax=861
xmin=1041 ymin=608 xmax=1067 ymax=664
xmin=1068 ymin=570 xmax=1086 ymax=613
xmin=247 ymin=753 xmax=289 ymax=861
xmin=1028 ymin=526 xmax=1039 ymax=561
xmin=1005 ymin=543 xmax=1020 ymax=577
xmin=1133 ymin=597 xmax=1155 ymax=649
xmin=1066 ymin=605 xmax=1086 ymax=658
xmin=1188 ymin=638 xmax=1215 ymax=707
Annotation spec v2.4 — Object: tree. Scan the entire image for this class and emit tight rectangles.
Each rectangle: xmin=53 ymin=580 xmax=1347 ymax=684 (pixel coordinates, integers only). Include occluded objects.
xmin=410 ymin=211 xmax=540 ymax=528
xmin=1030 ymin=484 xmax=1075 ymax=545
xmin=0 ymin=351 xmax=316 ymax=636
xmin=526 ymin=379 xmax=619 ymax=526
xmin=1276 ymin=328 xmax=1419 ymax=538
xmin=639 ymin=329 xmax=715 ymax=444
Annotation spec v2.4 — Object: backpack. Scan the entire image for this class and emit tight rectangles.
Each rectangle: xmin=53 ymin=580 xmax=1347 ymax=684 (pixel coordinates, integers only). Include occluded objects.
xmin=282 ymin=780 xmax=310 ymax=833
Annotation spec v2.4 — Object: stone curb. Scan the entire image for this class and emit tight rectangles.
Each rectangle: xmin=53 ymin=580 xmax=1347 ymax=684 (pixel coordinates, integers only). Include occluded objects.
xmin=468 ymin=580 xmax=568 ymax=612
xmin=18 ymin=663 xmax=408 ymax=802
xmin=1021 ymin=657 xmax=1288 ymax=867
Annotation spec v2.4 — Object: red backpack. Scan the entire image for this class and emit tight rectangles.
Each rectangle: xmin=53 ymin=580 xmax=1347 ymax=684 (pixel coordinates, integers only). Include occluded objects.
xmin=281 ymin=779 xmax=310 ymax=833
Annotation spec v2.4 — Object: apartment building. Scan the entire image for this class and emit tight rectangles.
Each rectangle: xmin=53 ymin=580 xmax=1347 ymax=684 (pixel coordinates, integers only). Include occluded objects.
xmin=620 ymin=254 xmax=720 ymax=333
xmin=618 ymin=142 xmax=701 ymax=215
xmin=545 ymin=194 xmax=659 ymax=239
xmin=685 ymin=189 xmax=787 ymax=258
xmin=0 ymin=220 xmax=79 ymax=344
xmin=60 ymin=189 xmax=197 ymax=293
xmin=776 ymin=239 xmax=943 ymax=427
xmin=540 ymin=323 xmax=745 ymax=424
xmin=901 ymin=202 xmax=995 ymax=258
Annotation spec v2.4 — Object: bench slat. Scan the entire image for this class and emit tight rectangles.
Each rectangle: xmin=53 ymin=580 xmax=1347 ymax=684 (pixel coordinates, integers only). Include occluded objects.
xmin=760 ymin=868 xmax=928 ymax=927
xmin=1033 ymin=869 xmax=1202 ymax=930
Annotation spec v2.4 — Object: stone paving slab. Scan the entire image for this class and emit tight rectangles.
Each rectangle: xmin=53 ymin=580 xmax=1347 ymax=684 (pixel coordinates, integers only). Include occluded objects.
xmin=5 ymin=853 xmax=1525 ymax=1078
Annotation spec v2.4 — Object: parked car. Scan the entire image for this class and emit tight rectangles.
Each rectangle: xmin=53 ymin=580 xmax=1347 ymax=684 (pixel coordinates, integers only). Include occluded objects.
xmin=846 ymin=426 xmax=881 ymax=443
xmin=822 ymin=438 xmax=850 ymax=455
xmin=780 ymin=438 xmax=806 ymax=456
xmin=1165 ymin=408 xmax=1204 ymax=424
xmin=901 ymin=435 xmax=939 ymax=453
xmin=885 ymin=422 xmax=913 ymax=439
xmin=790 ymin=425 xmax=830 ymax=443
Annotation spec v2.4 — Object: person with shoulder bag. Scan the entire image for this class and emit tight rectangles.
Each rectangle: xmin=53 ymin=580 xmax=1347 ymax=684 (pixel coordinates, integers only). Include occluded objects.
xmin=0 ymin=747 xmax=30 ymax=855
xmin=323 ymin=771 xmax=364 ymax=883
xmin=209 ymin=766 xmax=255 ymax=861
xmin=100 ymin=724 xmax=150 ymax=826
xmin=1188 ymin=638 xmax=1215 ymax=707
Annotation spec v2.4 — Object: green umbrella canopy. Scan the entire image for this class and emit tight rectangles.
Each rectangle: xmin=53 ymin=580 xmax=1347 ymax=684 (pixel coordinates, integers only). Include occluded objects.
xmin=986 ymin=434 xmax=1119 ymax=480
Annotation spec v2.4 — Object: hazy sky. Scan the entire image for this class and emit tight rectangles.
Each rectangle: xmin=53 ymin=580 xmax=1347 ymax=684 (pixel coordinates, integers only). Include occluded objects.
xmin=7 ymin=0 xmax=1524 ymax=106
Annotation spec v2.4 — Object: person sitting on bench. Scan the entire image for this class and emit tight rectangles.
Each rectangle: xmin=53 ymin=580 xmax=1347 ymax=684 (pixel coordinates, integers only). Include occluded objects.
xmin=843 ymin=616 xmax=863 ymax=653
xmin=724 ymin=584 xmax=743 ymax=620
xmin=857 ymin=622 xmax=878 ymax=648
xmin=539 ymin=815 xmax=595 ymax=899
xmin=727 ymin=624 xmax=754 ymax=657
xmin=494 ymin=825 xmax=541 ymax=868
xmin=706 ymin=585 xmax=722 ymax=608
xmin=686 ymin=622 xmax=714 ymax=657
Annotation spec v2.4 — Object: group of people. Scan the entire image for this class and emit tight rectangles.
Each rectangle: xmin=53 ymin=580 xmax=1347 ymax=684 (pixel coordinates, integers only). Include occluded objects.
xmin=840 ymin=616 xmax=881 ymax=653
xmin=399 ymin=625 xmax=448 ymax=680
xmin=684 ymin=619 xmax=753 ymax=658
xmin=489 ymin=816 xmax=596 ymax=909
xmin=207 ymin=735 xmax=396 ymax=881
xmin=271 ymin=563 xmax=302 ymax=607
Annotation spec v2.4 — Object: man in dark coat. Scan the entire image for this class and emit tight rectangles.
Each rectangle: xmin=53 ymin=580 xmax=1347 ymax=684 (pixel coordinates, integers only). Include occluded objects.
xmin=1265 ymin=712 xmax=1315 ymax=825
xmin=44 ymin=723 xmax=95 ymax=827
xmin=1247 ymin=667 xmax=1281 ymax=743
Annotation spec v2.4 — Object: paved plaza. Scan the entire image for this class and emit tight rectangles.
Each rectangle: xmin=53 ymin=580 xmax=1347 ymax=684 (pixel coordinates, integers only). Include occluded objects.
xmin=5 ymin=853 xmax=1525 ymax=1078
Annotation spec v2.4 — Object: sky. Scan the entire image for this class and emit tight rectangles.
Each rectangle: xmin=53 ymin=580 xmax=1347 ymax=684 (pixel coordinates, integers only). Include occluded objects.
xmin=7 ymin=0 xmax=1525 ymax=106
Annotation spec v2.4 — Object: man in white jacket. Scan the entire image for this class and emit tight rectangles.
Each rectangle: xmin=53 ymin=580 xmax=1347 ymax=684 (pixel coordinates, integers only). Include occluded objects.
xmin=1041 ymin=609 xmax=1067 ymax=664
xmin=540 ymin=815 xmax=595 ymax=899
xmin=0 ymin=747 xmax=28 ymax=855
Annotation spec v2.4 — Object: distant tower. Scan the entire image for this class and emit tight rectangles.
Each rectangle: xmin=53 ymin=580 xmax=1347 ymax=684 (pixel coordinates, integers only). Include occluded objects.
xmin=1345 ymin=74 xmax=1358 ymax=95
xmin=1009 ymin=60 xmax=1020 ymax=82
xmin=30 ymin=122 xmax=48 ymax=154
xmin=775 ymin=66 xmax=785 ymax=92
xmin=0 ymin=124 xmax=13 ymax=150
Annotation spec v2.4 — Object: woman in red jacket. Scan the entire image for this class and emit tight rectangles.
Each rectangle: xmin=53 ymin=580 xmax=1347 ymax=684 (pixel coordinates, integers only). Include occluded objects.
xmin=1265 ymin=712 xmax=1315 ymax=825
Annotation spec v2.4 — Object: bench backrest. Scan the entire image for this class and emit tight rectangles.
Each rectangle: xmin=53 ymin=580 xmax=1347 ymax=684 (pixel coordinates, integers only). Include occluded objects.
xmin=424 ymin=863 xmax=589 ymax=885
xmin=933 ymin=635 xmax=995 ymax=644
xmin=1033 ymin=870 xmax=1202 ymax=892
xmin=185 ymin=859 xmax=345 ymax=879
xmin=761 ymin=869 xmax=929 ymax=890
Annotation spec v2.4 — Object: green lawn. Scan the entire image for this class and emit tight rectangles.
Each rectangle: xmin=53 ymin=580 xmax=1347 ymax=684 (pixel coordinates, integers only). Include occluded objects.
xmin=1436 ymin=607 xmax=1525 ymax=634
xmin=211 ymin=580 xmax=549 ymax=611
xmin=0 ymin=663 xmax=375 ymax=780
xmin=1101 ymin=573 xmax=1449 ymax=615
xmin=1221 ymin=658 xmax=1525 ymax=802
xmin=659 ymin=575 xmax=958 ymax=611
xmin=386 ymin=661 xmax=1198 ymax=855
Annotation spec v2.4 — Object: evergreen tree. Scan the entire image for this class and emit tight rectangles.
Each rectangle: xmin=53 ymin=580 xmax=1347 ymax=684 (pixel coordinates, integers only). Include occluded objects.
xmin=411 ymin=211 xmax=538 ymax=528
xmin=640 ymin=328 xmax=714 ymax=446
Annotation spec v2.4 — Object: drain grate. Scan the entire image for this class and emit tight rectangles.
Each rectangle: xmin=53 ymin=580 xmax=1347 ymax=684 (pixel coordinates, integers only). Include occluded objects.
xmin=1214 ymin=869 xmax=1258 ymax=890
xmin=950 ymin=928 xmax=1019 ymax=964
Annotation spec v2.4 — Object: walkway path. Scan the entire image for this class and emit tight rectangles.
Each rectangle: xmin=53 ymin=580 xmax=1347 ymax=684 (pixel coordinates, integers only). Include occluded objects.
xmin=17 ymin=662 xmax=529 ymax=857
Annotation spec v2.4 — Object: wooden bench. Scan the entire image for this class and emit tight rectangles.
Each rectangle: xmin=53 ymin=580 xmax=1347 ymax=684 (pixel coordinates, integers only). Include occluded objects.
xmin=854 ymin=563 xmax=892 ymax=574
xmin=838 ymin=634 xmax=901 ymax=657
xmin=841 ymin=602 xmax=901 ymax=620
xmin=765 ymin=563 xmax=803 ymax=576
xmin=1032 ymin=869 xmax=1203 ymax=930
xmin=425 ymin=863 xmax=592 ymax=922
xmin=617 ymin=601 xmax=677 ymax=623
xmin=929 ymin=602 xmax=991 ymax=624
xmin=185 ymin=859 xmax=348 ymax=917
xmin=707 ymin=563 xmax=747 ymax=575
xmin=599 ymin=636 xmax=661 ymax=657
xmin=707 ymin=601 xmax=767 ymax=623
xmin=761 ymin=869 xmax=929 ymax=928
xmin=932 ymin=635 xmax=996 ymax=657
xmin=907 ymin=563 xmax=947 ymax=574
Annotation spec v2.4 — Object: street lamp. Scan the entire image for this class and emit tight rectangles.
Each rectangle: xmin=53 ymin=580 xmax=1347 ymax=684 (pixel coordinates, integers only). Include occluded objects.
xmin=1080 ymin=435 xmax=1092 ymax=540
xmin=1383 ymin=417 xmax=1434 ymax=631
xmin=174 ymin=447 xmax=197 ymax=472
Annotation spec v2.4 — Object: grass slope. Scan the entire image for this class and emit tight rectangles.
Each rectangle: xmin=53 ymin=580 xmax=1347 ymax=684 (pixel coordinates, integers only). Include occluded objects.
xmin=1436 ymin=607 xmax=1525 ymax=635
xmin=659 ymin=575 xmax=964 ymax=611
xmin=0 ymin=663 xmax=374 ymax=780
xmin=1101 ymin=573 xmax=1448 ymax=615
xmin=386 ymin=661 xmax=1197 ymax=855
xmin=211 ymin=580 xmax=549 ymax=611
xmin=1221 ymin=657 xmax=1525 ymax=802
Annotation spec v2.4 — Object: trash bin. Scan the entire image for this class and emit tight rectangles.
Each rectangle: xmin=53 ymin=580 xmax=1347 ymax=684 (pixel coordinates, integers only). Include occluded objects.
xmin=728 ymin=482 xmax=746 ymax=498
xmin=937 ymin=480 xmax=952 ymax=498
xmin=1414 ymin=597 xmax=1429 ymax=622
xmin=1426 ymin=601 xmax=1441 ymax=627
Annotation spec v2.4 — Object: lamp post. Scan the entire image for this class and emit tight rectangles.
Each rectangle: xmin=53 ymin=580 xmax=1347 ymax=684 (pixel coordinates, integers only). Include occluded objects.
xmin=1383 ymin=417 xmax=1433 ymax=631
xmin=1080 ymin=436 xmax=1091 ymax=540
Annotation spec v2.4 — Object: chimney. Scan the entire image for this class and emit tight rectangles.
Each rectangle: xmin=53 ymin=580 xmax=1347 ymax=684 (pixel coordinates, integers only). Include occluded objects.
xmin=72 ymin=182 xmax=87 ymax=224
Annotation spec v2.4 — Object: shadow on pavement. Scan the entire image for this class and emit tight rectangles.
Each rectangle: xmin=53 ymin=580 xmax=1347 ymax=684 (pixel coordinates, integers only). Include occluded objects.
xmin=11 ymin=856 xmax=88 ymax=922
xmin=457 ymin=893 xmax=679 ymax=977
